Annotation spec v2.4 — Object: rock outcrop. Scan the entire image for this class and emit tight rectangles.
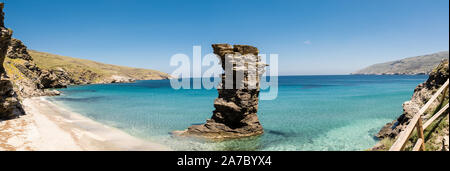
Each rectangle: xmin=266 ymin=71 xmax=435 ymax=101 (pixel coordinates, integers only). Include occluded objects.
xmin=38 ymin=68 xmax=73 ymax=89
xmin=374 ymin=59 xmax=449 ymax=150
xmin=1 ymin=3 xmax=170 ymax=119
xmin=179 ymin=44 xmax=267 ymax=139
xmin=7 ymin=38 xmax=32 ymax=60
xmin=5 ymin=38 xmax=63 ymax=97
xmin=0 ymin=3 xmax=10 ymax=77
xmin=0 ymin=3 xmax=25 ymax=119
xmin=376 ymin=60 xmax=449 ymax=139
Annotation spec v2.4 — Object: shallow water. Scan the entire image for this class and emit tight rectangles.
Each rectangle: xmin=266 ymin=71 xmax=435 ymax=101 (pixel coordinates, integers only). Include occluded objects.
xmin=48 ymin=75 xmax=427 ymax=151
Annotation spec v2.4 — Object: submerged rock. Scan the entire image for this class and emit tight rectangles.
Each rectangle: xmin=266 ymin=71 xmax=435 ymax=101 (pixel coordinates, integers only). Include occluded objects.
xmin=177 ymin=44 xmax=267 ymax=139
xmin=353 ymin=51 xmax=449 ymax=75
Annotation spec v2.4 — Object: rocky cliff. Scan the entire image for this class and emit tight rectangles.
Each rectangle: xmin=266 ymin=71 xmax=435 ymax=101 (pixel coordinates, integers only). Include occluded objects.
xmin=0 ymin=3 xmax=25 ymax=119
xmin=374 ymin=59 xmax=449 ymax=150
xmin=5 ymin=38 xmax=63 ymax=97
xmin=1 ymin=3 xmax=170 ymax=119
xmin=178 ymin=44 xmax=267 ymax=139
xmin=353 ymin=51 xmax=449 ymax=75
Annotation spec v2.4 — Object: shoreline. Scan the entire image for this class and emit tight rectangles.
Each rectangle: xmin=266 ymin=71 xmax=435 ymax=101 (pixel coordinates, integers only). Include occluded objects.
xmin=0 ymin=97 xmax=171 ymax=151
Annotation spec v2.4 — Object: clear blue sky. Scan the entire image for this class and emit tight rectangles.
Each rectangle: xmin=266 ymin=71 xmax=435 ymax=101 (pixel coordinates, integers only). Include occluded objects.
xmin=3 ymin=0 xmax=449 ymax=75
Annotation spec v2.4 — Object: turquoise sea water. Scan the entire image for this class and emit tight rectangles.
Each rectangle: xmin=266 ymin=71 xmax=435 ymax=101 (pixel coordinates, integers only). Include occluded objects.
xmin=48 ymin=75 xmax=427 ymax=151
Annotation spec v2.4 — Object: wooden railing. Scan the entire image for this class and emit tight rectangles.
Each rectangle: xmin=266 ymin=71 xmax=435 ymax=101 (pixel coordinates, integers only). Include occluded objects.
xmin=389 ymin=79 xmax=449 ymax=151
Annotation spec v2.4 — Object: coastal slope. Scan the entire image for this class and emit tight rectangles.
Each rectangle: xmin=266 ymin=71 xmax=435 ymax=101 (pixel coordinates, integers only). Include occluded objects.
xmin=373 ymin=60 xmax=449 ymax=151
xmin=6 ymin=44 xmax=171 ymax=89
xmin=1 ymin=2 xmax=169 ymax=119
xmin=28 ymin=50 xmax=171 ymax=84
xmin=3 ymin=38 xmax=171 ymax=97
xmin=0 ymin=4 xmax=24 ymax=120
xmin=353 ymin=51 xmax=449 ymax=75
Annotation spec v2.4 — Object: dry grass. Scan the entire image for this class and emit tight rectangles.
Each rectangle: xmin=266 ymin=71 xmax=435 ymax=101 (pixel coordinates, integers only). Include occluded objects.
xmin=27 ymin=50 xmax=170 ymax=83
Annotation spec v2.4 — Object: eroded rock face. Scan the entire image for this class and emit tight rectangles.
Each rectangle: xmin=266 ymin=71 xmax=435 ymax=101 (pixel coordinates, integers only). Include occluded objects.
xmin=38 ymin=68 xmax=72 ymax=89
xmin=0 ymin=5 xmax=10 ymax=77
xmin=0 ymin=3 xmax=25 ymax=119
xmin=180 ymin=44 xmax=267 ymax=139
xmin=7 ymin=38 xmax=32 ymax=60
xmin=4 ymin=38 xmax=64 ymax=97
xmin=376 ymin=60 xmax=449 ymax=139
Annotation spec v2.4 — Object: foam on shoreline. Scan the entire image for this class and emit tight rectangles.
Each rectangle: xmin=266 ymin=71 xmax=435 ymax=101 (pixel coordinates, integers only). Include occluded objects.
xmin=0 ymin=97 xmax=171 ymax=151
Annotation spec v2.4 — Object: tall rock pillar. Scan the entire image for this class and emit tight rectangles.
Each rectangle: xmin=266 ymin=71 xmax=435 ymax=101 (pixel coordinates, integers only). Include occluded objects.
xmin=181 ymin=44 xmax=267 ymax=139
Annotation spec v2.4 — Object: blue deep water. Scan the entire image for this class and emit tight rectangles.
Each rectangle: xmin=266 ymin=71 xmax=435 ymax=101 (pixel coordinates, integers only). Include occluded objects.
xmin=48 ymin=75 xmax=428 ymax=151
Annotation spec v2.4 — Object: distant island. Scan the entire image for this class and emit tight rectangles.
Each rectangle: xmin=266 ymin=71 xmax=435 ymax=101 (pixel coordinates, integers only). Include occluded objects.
xmin=353 ymin=51 xmax=449 ymax=75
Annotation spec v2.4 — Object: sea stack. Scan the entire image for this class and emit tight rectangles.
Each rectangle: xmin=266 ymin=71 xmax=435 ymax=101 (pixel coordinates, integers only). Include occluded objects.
xmin=0 ymin=3 xmax=24 ymax=119
xmin=180 ymin=44 xmax=267 ymax=139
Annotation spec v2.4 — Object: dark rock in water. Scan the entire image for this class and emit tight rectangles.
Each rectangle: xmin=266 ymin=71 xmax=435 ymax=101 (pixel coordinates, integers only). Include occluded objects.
xmin=376 ymin=60 xmax=449 ymax=140
xmin=0 ymin=3 xmax=25 ymax=119
xmin=177 ymin=44 xmax=267 ymax=139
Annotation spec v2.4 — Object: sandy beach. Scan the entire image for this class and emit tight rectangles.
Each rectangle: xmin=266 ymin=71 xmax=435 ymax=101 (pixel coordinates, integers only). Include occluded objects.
xmin=0 ymin=97 xmax=171 ymax=151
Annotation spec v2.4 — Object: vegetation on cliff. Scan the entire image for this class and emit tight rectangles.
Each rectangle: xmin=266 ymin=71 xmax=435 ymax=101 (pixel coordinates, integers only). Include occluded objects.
xmin=4 ymin=38 xmax=171 ymax=98
xmin=373 ymin=60 xmax=449 ymax=151
xmin=180 ymin=44 xmax=266 ymax=139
